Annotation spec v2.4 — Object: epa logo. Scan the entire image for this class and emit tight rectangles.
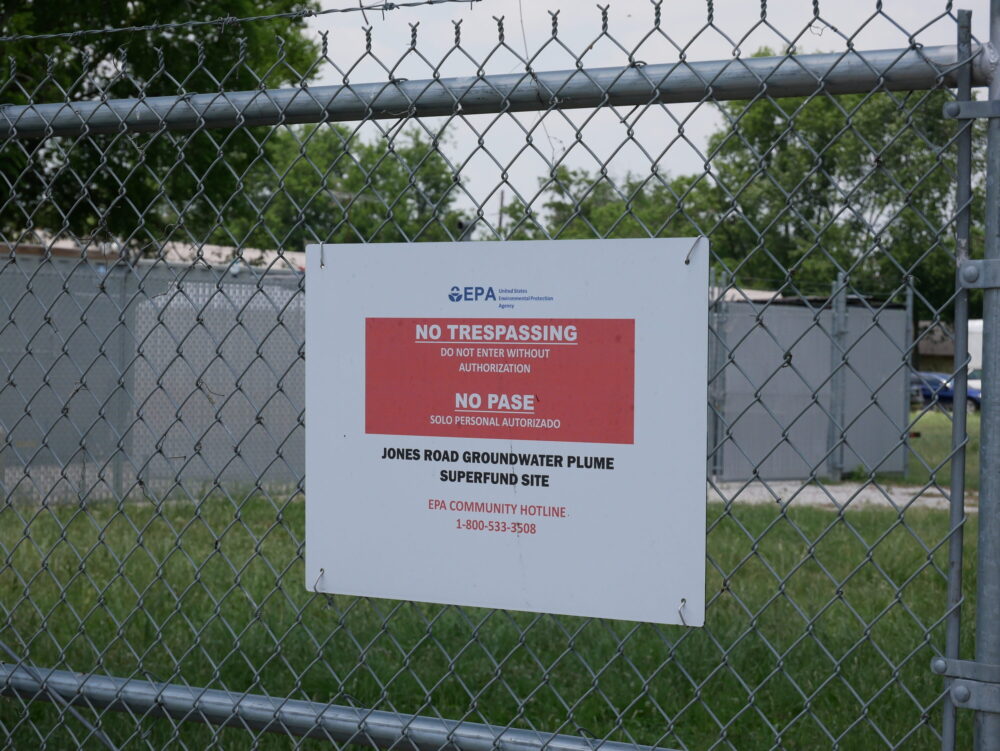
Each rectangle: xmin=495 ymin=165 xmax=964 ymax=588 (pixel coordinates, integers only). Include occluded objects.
xmin=448 ymin=285 xmax=496 ymax=302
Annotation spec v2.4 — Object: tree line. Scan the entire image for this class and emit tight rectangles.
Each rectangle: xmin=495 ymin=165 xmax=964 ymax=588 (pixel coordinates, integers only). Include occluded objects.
xmin=0 ymin=5 xmax=981 ymax=316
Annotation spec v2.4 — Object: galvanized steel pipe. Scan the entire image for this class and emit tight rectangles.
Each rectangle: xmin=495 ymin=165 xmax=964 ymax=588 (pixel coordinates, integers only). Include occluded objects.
xmin=977 ymin=2 xmax=1000 ymax=747
xmin=0 ymin=663 xmax=671 ymax=751
xmin=0 ymin=44 xmax=986 ymax=139
xmin=941 ymin=10 xmax=974 ymax=751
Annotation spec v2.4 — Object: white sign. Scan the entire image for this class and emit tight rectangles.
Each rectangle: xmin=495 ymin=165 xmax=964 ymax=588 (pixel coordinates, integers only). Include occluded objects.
xmin=305 ymin=238 xmax=707 ymax=625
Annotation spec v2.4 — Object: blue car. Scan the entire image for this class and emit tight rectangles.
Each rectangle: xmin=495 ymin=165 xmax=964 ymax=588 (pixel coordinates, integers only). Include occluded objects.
xmin=913 ymin=371 xmax=982 ymax=412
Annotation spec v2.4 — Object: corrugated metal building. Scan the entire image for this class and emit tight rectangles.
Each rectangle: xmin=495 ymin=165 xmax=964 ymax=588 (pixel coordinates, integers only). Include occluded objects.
xmin=710 ymin=294 xmax=909 ymax=481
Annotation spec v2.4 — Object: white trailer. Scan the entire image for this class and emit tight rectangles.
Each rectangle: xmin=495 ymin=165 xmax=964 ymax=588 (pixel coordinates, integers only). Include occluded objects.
xmin=970 ymin=319 xmax=983 ymax=390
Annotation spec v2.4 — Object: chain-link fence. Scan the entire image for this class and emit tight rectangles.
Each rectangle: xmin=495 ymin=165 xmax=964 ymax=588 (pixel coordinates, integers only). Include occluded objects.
xmin=0 ymin=1 xmax=993 ymax=749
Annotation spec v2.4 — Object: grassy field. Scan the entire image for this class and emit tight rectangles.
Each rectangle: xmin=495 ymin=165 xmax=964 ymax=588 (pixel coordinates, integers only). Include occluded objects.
xmin=901 ymin=409 xmax=980 ymax=494
xmin=0 ymin=495 xmax=977 ymax=749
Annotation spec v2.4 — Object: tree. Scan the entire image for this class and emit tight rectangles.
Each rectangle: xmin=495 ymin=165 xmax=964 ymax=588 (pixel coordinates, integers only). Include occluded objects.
xmin=502 ymin=59 xmax=983 ymax=318
xmin=0 ymin=0 xmax=318 ymax=250
xmin=223 ymin=124 xmax=466 ymax=251
xmin=695 ymin=85 xmax=980 ymax=317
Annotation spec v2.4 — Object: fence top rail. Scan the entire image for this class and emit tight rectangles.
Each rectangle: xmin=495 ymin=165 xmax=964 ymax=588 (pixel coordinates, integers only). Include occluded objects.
xmin=0 ymin=44 xmax=985 ymax=140
xmin=0 ymin=664 xmax=675 ymax=751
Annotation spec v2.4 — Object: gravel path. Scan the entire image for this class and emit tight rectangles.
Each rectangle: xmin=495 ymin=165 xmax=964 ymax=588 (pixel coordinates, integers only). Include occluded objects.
xmin=710 ymin=480 xmax=978 ymax=514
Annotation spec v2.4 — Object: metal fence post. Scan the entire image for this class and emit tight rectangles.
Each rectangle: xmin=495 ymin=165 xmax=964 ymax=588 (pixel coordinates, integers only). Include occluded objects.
xmin=709 ymin=271 xmax=728 ymax=480
xmin=977 ymin=2 xmax=1000 ymax=748
xmin=708 ymin=269 xmax=721 ymax=479
xmin=903 ymin=277 xmax=914 ymax=479
xmin=110 ymin=265 xmax=129 ymax=501
xmin=941 ymin=10 xmax=974 ymax=750
xmin=708 ymin=267 xmax=716 ymax=479
xmin=827 ymin=271 xmax=848 ymax=481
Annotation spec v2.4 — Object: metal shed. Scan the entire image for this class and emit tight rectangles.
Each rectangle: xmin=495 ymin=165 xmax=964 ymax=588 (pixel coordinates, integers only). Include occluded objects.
xmin=710 ymin=292 xmax=909 ymax=482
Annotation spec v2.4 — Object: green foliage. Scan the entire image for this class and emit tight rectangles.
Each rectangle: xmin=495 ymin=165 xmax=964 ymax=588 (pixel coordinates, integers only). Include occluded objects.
xmin=504 ymin=62 xmax=983 ymax=317
xmin=704 ymin=87 xmax=978 ymax=314
xmin=224 ymin=125 xmax=465 ymax=250
xmin=0 ymin=0 xmax=319 ymax=246
xmin=0 ymin=496 xmax=975 ymax=748
xmin=904 ymin=408 xmax=980 ymax=492
xmin=0 ymin=5 xmax=466 ymax=255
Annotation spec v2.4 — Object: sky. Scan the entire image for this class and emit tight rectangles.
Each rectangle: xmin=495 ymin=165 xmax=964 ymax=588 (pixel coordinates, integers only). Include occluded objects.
xmin=303 ymin=0 xmax=990 ymax=229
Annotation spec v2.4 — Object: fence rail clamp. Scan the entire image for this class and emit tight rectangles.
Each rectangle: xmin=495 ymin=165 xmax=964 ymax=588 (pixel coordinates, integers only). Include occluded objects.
xmin=932 ymin=658 xmax=1000 ymax=714
xmin=958 ymin=259 xmax=1000 ymax=289
xmin=943 ymin=100 xmax=1000 ymax=118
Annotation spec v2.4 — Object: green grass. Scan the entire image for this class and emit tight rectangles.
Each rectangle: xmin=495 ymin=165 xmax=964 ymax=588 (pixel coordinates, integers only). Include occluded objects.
xmin=0 ymin=495 xmax=977 ymax=749
xmin=902 ymin=408 xmax=980 ymax=494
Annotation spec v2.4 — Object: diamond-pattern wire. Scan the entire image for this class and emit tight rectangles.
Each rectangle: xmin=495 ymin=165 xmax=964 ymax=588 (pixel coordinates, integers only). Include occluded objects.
xmin=0 ymin=2 xmax=980 ymax=749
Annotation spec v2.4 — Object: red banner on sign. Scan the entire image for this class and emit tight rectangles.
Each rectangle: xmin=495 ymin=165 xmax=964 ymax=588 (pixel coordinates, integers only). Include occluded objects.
xmin=365 ymin=318 xmax=634 ymax=444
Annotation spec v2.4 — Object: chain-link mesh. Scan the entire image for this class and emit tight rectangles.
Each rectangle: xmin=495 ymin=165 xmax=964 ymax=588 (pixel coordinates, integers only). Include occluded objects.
xmin=0 ymin=2 xmax=985 ymax=749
